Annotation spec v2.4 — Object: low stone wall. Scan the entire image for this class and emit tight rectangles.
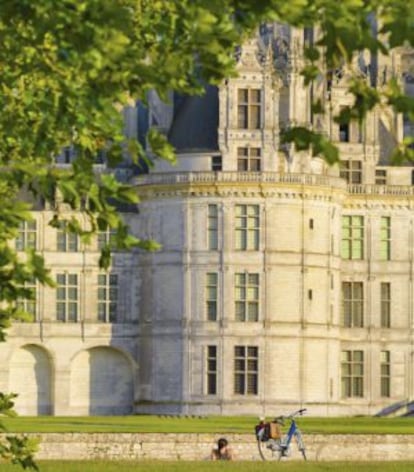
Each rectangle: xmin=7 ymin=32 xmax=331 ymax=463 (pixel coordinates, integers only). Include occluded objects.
xmin=5 ymin=433 xmax=414 ymax=461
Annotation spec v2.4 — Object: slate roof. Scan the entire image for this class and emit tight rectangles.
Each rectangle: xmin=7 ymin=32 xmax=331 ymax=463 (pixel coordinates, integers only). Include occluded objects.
xmin=168 ymin=85 xmax=219 ymax=153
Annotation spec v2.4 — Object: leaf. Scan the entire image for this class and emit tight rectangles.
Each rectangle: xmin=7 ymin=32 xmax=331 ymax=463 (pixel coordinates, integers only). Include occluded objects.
xmin=148 ymin=129 xmax=176 ymax=163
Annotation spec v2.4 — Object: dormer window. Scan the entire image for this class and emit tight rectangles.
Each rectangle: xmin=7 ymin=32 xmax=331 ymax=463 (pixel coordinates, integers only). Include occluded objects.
xmin=237 ymin=89 xmax=261 ymax=129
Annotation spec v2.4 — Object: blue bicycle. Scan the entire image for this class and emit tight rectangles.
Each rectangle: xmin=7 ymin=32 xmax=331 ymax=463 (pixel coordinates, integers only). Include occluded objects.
xmin=255 ymin=408 xmax=307 ymax=461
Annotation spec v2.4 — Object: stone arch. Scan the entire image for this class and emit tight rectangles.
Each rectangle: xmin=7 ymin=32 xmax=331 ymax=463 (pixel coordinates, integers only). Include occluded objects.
xmin=69 ymin=346 xmax=134 ymax=415
xmin=9 ymin=344 xmax=53 ymax=415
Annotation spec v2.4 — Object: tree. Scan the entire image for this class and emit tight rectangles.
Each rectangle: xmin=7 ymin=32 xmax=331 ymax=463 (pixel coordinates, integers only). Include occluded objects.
xmin=0 ymin=0 xmax=413 ymax=469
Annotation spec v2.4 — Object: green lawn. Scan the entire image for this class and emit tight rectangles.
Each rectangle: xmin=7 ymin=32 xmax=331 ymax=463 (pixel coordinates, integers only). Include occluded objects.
xmin=1 ymin=415 xmax=413 ymax=434
xmin=1 ymin=461 xmax=414 ymax=472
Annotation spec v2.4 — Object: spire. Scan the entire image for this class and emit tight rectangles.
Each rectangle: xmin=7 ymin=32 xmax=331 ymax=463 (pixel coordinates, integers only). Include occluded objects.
xmin=263 ymin=40 xmax=274 ymax=71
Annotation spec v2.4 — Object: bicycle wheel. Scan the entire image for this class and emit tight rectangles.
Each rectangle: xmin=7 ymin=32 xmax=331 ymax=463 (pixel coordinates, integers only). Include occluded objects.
xmin=257 ymin=439 xmax=283 ymax=461
xmin=295 ymin=431 xmax=307 ymax=461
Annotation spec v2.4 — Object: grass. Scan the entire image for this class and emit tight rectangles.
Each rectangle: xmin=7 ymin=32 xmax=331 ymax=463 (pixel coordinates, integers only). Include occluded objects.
xmin=0 ymin=415 xmax=413 ymax=434
xmin=1 ymin=461 xmax=414 ymax=472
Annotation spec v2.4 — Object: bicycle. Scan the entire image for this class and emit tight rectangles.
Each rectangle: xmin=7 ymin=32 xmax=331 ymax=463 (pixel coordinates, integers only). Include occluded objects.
xmin=255 ymin=408 xmax=307 ymax=461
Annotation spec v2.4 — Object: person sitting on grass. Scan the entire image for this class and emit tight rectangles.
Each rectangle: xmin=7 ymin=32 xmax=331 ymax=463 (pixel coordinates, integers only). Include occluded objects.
xmin=210 ymin=437 xmax=234 ymax=460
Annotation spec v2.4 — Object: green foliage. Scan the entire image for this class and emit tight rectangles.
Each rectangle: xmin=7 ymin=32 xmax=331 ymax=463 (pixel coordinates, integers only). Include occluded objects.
xmin=0 ymin=393 xmax=18 ymax=420
xmin=282 ymin=127 xmax=339 ymax=164
xmin=0 ymin=435 xmax=39 ymax=471
xmin=0 ymin=394 xmax=39 ymax=470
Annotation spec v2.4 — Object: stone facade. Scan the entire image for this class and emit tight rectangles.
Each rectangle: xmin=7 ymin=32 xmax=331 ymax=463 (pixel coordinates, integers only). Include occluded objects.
xmin=1 ymin=24 xmax=414 ymax=416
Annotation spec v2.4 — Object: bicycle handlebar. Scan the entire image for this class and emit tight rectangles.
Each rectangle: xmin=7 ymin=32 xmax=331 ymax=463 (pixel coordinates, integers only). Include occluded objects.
xmin=274 ymin=408 xmax=307 ymax=422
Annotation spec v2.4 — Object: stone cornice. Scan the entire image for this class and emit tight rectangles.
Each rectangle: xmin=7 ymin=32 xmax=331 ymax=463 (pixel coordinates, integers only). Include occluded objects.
xmin=135 ymin=171 xmax=346 ymax=201
xmin=134 ymin=172 xmax=414 ymax=207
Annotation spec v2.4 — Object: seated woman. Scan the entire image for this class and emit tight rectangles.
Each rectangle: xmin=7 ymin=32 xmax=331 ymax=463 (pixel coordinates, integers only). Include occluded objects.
xmin=210 ymin=437 xmax=234 ymax=460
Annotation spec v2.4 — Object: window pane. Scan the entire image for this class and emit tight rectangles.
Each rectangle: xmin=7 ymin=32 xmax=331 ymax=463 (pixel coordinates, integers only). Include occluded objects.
xmin=56 ymin=274 xmax=65 ymax=285
xmin=235 ymin=346 xmax=245 ymax=357
xmin=207 ymin=302 xmax=217 ymax=320
xmin=235 ymin=302 xmax=245 ymax=321
xmin=98 ymin=274 xmax=106 ymax=285
xmin=247 ymin=302 xmax=258 ymax=321
xmin=250 ymin=106 xmax=260 ymax=128
xmin=208 ymin=374 xmax=217 ymax=395
xmin=234 ymin=373 xmax=245 ymax=394
xmin=247 ymin=346 xmax=258 ymax=357
xmin=98 ymin=304 xmax=106 ymax=321
xmin=56 ymin=303 xmax=65 ymax=321
xmin=57 ymin=287 xmax=65 ymax=300
xmin=248 ymin=274 xmax=259 ymax=285
xmin=247 ymin=374 xmax=258 ymax=394
xmin=235 ymin=273 xmax=245 ymax=285
xmin=68 ymin=274 xmax=77 ymax=285
xmin=250 ymin=90 xmax=261 ymax=102
xmin=208 ymin=346 xmax=217 ymax=357
xmin=238 ymin=89 xmax=248 ymax=102
xmin=235 ymin=359 xmax=245 ymax=371
xmin=68 ymin=303 xmax=77 ymax=321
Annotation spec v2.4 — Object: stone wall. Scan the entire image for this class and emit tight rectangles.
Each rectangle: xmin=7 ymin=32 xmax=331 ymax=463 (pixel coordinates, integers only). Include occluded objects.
xmin=5 ymin=433 xmax=414 ymax=461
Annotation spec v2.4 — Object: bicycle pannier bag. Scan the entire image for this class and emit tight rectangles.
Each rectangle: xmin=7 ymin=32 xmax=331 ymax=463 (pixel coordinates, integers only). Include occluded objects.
xmin=255 ymin=422 xmax=270 ymax=442
xmin=269 ymin=422 xmax=282 ymax=439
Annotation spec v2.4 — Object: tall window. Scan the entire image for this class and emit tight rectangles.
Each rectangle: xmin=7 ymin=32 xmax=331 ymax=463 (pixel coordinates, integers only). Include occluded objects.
xmin=206 ymin=345 xmax=217 ymax=395
xmin=98 ymin=273 xmax=118 ymax=322
xmin=15 ymin=221 xmax=37 ymax=251
xmin=98 ymin=228 xmax=117 ymax=250
xmin=56 ymin=273 xmax=78 ymax=322
xmin=341 ymin=350 xmax=364 ymax=398
xmin=380 ymin=217 xmax=391 ymax=260
xmin=235 ymin=273 xmax=259 ymax=322
xmin=234 ymin=346 xmax=258 ymax=395
xmin=342 ymin=282 xmax=364 ymax=327
xmin=207 ymin=204 xmax=218 ymax=250
xmin=380 ymin=282 xmax=391 ymax=328
xmin=57 ymin=222 xmax=79 ymax=252
xmin=341 ymin=215 xmax=364 ymax=259
xmin=380 ymin=351 xmax=391 ymax=397
xmin=235 ymin=204 xmax=259 ymax=250
xmin=237 ymin=147 xmax=261 ymax=171
xmin=340 ymin=161 xmax=362 ymax=184
xmin=237 ymin=89 xmax=261 ymax=129
xmin=16 ymin=279 xmax=37 ymax=320
xmin=206 ymin=273 xmax=218 ymax=321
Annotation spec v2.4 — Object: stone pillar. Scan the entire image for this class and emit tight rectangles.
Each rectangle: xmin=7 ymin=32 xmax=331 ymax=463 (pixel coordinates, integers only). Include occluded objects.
xmin=53 ymin=368 xmax=71 ymax=415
